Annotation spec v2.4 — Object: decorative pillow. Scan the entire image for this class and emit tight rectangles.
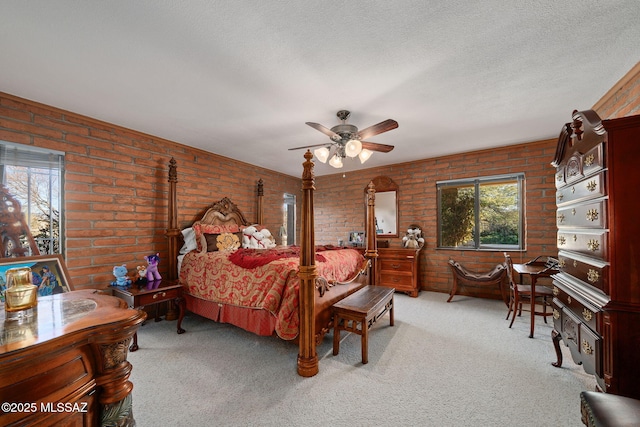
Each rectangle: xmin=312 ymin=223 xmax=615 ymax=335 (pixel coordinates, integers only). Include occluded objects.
xmin=204 ymin=231 xmax=242 ymax=252
xmin=180 ymin=227 xmax=197 ymax=254
xmin=193 ymin=222 xmax=240 ymax=252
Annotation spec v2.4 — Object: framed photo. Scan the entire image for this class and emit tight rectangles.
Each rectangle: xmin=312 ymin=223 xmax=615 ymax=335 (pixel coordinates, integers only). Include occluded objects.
xmin=348 ymin=231 xmax=365 ymax=247
xmin=0 ymin=254 xmax=73 ymax=303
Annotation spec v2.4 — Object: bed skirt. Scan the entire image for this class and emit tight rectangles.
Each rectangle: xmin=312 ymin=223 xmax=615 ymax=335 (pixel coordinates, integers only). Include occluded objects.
xmin=184 ymin=293 xmax=278 ymax=337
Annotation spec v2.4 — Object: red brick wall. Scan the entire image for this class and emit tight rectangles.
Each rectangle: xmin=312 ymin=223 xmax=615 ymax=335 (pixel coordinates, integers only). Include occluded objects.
xmin=0 ymin=93 xmax=301 ymax=289
xmin=594 ymin=62 xmax=640 ymax=119
xmin=314 ymin=139 xmax=558 ymax=298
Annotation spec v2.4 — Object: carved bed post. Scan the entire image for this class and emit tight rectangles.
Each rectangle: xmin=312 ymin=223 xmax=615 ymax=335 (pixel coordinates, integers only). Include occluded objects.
xmin=365 ymin=181 xmax=378 ymax=285
xmin=166 ymin=158 xmax=180 ymax=281
xmin=257 ymin=178 xmax=264 ymax=225
xmin=297 ymin=151 xmax=319 ymax=377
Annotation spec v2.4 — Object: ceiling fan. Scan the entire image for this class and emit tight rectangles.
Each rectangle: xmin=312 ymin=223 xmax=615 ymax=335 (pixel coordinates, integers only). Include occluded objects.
xmin=289 ymin=110 xmax=398 ymax=168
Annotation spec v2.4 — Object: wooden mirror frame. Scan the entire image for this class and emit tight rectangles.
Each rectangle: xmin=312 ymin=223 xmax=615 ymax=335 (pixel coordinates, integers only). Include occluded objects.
xmin=365 ymin=176 xmax=399 ymax=238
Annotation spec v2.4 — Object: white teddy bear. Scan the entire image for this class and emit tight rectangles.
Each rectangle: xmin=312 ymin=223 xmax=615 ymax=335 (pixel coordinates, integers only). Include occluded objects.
xmin=402 ymin=227 xmax=424 ymax=249
xmin=242 ymin=226 xmax=277 ymax=249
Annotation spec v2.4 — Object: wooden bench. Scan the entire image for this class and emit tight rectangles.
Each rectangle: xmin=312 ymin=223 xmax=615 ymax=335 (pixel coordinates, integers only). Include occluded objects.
xmin=332 ymin=285 xmax=395 ymax=364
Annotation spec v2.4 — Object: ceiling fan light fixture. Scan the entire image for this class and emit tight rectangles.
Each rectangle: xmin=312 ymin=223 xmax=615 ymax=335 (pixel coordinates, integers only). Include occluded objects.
xmin=359 ymin=149 xmax=373 ymax=164
xmin=344 ymin=139 xmax=362 ymax=157
xmin=329 ymin=154 xmax=343 ymax=168
xmin=314 ymin=147 xmax=330 ymax=163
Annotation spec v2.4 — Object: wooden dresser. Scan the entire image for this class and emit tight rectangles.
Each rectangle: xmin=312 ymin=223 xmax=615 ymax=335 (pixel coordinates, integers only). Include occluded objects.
xmin=377 ymin=247 xmax=421 ymax=297
xmin=1 ymin=290 xmax=146 ymax=426
xmin=550 ymin=110 xmax=640 ymax=399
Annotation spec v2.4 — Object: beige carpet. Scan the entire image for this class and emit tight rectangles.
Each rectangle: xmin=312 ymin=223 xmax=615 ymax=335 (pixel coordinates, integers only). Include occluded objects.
xmin=128 ymin=291 xmax=596 ymax=426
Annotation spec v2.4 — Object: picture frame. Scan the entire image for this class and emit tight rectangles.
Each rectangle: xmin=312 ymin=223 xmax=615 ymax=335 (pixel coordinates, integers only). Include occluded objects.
xmin=348 ymin=231 xmax=365 ymax=247
xmin=0 ymin=254 xmax=74 ymax=303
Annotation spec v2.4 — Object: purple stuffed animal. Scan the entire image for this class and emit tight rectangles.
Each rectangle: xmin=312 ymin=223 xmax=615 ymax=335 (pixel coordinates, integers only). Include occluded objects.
xmin=144 ymin=253 xmax=162 ymax=282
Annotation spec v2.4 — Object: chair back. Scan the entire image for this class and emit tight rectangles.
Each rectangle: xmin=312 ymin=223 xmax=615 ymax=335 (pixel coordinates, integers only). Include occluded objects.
xmin=503 ymin=252 xmax=516 ymax=289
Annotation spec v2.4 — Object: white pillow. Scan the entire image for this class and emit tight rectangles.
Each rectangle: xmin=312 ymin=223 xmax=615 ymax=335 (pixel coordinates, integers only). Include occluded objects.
xmin=180 ymin=227 xmax=197 ymax=254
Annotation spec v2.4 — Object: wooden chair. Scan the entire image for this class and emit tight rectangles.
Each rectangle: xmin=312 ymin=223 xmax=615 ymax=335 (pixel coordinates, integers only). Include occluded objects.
xmin=504 ymin=253 xmax=554 ymax=329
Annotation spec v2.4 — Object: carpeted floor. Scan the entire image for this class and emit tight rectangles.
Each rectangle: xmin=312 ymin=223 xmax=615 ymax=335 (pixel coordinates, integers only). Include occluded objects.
xmin=128 ymin=291 xmax=595 ymax=427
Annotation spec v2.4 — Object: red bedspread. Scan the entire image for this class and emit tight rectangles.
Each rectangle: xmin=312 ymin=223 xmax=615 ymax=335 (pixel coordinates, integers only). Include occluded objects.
xmin=179 ymin=247 xmax=364 ymax=339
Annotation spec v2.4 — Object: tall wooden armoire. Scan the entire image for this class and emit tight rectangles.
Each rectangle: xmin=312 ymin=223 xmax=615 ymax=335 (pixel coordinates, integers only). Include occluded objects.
xmin=551 ymin=110 xmax=640 ymax=399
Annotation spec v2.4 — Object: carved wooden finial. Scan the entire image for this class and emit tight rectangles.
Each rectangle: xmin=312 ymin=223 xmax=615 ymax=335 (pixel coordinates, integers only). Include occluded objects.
xmin=302 ymin=150 xmax=315 ymax=187
xmin=168 ymin=157 xmax=177 ymax=182
xmin=257 ymin=178 xmax=264 ymax=196
xmin=571 ymin=110 xmax=583 ymax=141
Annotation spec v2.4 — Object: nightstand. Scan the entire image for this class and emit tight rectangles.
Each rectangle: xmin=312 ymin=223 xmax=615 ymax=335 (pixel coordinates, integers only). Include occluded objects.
xmin=111 ymin=279 xmax=185 ymax=351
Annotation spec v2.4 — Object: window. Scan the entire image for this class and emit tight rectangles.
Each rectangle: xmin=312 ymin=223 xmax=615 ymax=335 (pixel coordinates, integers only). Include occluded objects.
xmin=0 ymin=141 xmax=64 ymax=256
xmin=282 ymin=193 xmax=296 ymax=246
xmin=437 ymin=173 xmax=524 ymax=250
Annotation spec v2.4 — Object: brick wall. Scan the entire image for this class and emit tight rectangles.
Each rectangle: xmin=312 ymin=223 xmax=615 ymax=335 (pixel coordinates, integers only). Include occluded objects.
xmin=594 ymin=61 xmax=640 ymax=119
xmin=314 ymin=139 xmax=558 ymax=298
xmin=0 ymin=93 xmax=301 ymax=289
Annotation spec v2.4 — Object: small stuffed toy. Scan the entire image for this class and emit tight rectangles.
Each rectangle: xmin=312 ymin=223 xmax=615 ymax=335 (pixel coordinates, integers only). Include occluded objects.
xmin=242 ymin=225 xmax=258 ymax=248
xmin=144 ymin=253 xmax=162 ymax=281
xmin=111 ymin=264 xmax=132 ymax=288
xmin=402 ymin=227 xmax=424 ymax=249
xmin=259 ymin=228 xmax=277 ymax=248
xmin=136 ymin=265 xmax=147 ymax=283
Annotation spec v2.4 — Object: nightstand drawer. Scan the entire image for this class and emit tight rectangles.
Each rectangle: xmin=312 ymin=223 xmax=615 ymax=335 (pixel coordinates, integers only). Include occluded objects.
xmin=137 ymin=287 xmax=180 ymax=306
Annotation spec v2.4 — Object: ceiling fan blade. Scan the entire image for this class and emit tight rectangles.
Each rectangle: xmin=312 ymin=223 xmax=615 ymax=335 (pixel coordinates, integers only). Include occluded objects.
xmin=357 ymin=119 xmax=398 ymax=140
xmin=306 ymin=122 xmax=340 ymax=140
xmin=361 ymin=141 xmax=395 ymax=153
xmin=288 ymin=143 xmax=332 ymax=151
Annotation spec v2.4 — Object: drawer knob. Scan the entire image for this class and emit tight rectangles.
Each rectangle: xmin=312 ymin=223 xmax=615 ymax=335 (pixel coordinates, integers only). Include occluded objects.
xmin=391 ymin=264 xmax=401 ymax=269
xmin=584 ymin=154 xmax=595 ymax=166
xmin=587 ymin=269 xmax=599 ymax=283
xmin=586 ymin=208 xmax=599 ymax=221
xmin=582 ymin=339 xmax=593 ymax=355
xmin=557 ymin=213 xmax=565 ymax=223
xmin=553 ymin=309 xmax=560 ymax=320
xmin=153 ymin=292 xmax=167 ymax=299
xmin=582 ymin=308 xmax=593 ymax=322
xmin=553 ymin=286 xmax=559 ymax=296
xmin=558 ymin=236 xmax=566 ymax=246
xmin=586 ymin=180 xmax=597 ymax=192
xmin=587 ymin=239 xmax=600 ymax=252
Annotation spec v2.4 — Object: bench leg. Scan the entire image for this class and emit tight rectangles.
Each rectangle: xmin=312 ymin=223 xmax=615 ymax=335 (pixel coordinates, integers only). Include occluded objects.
xmin=333 ymin=315 xmax=340 ymax=356
xmin=390 ymin=296 xmax=394 ymax=327
xmin=361 ymin=321 xmax=368 ymax=364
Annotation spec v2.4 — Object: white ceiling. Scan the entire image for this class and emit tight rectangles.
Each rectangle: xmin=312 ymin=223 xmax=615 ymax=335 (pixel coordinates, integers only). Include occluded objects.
xmin=2 ymin=1 xmax=639 ymax=177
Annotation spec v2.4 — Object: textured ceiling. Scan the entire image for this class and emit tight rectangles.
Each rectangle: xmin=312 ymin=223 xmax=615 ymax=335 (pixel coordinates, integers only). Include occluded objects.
xmin=1 ymin=1 xmax=639 ymax=177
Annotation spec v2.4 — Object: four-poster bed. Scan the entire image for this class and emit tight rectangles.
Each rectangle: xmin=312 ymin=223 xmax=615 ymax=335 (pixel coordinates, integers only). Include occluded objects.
xmin=165 ymin=152 xmax=379 ymax=376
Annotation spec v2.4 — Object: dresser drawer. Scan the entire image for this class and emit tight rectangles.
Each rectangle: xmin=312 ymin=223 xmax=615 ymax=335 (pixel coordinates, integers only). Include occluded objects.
xmin=556 ymin=171 xmax=606 ymax=206
xmin=379 ymin=258 xmax=414 ymax=273
xmin=579 ymin=322 xmax=602 ymax=378
xmin=557 ymin=230 xmax=608 ymax=259
xmin=563 ymin=143 xmax=605 ymax=186
xmin=557 ymin=252 xmax=609 ymax=294
xmin=380 ymin=272 xmax=413 ymax=291
xmin=552 ymin=279 xmax=600 ymax=332
xmin=556 ymin=198 xmax=607 ymax=229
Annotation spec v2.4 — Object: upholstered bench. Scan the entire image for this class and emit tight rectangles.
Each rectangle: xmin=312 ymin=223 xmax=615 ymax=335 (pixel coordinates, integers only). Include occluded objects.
xmin=580 ymin=391 xmax=640 ymax=426
xmin=332 ymin=285 xmax=394 ymax=364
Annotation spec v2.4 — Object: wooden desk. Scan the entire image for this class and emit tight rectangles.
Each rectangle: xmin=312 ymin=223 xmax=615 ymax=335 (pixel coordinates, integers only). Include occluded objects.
xmin=1 ymin=290 xmax=145 ymax=427
xmin=512 ymin=262 xmax=555 ymax=338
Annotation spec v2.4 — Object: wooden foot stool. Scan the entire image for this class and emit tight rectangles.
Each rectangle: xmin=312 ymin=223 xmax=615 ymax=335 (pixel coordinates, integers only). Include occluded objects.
xmin=332 ymin=286 xmax=395 ymax=364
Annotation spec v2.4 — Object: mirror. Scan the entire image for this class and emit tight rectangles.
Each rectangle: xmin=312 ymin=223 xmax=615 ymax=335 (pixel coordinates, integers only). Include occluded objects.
xmin=365 ymin=176 xmax=399 ymax=238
